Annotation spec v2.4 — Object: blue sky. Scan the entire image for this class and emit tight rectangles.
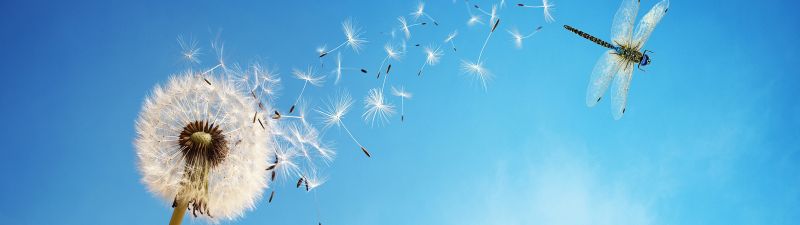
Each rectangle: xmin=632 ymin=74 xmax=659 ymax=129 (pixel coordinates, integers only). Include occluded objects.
xmin=1 ymin=0 xmax=799 ymax=224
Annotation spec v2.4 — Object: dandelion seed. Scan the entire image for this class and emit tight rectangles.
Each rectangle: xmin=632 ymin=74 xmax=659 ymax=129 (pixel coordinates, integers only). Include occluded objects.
xmin=398 ymin=17 xmax=427 ymax=39
xmin=507 ymin=26 xmax=542 ymax=49
xmin=135 ymin=73 xmax=269 ymax=223
xmin=390 ymin=86 xmax=412 ymax=122
xmin=461 ymin=60 xmax=493 ymax=90
xmin=363 ymin=88 xmax=395 ymax=127
xmin=410 ymin=2 xmax=439 ymax=26
xmin=518 ymin=0 xmax=556 ymax=23
xmin=418 ymin=45 xmax=444 ymax=76
xmin=289 ymin=67 xmax=325 ymax=114
xmin=467 ymin=15 xmax=485 ymax=26
xmin=376 ymin=43 xmax=404 ymax=84
xmin=333 ymin=53 xmax=367 ymax=85
xmin=316 ymin=91 xmax=370 ymax=157
xmin=320 ymin=19 xmax=367 ymax=57
xmin=268 ymin=191 xmax=275 ymax=203
xmin=444 ymin=30 xmax=459 ymax=51
xmin=177 ymin=35 xmax=201 ymax=65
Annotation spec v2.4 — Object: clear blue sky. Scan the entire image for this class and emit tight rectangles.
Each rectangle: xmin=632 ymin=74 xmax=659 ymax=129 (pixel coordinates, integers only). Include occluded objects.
xmin=1 ymin=0 xmax=799 ymax=224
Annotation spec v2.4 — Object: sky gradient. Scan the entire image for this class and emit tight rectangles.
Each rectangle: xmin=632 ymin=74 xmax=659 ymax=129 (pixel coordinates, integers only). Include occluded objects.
xmin=1 ymin=0 xmax=799 ymax=225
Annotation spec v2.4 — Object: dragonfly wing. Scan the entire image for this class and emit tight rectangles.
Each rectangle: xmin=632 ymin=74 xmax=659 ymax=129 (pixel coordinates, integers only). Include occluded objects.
xmin=633 ymin=0 xmax=670 ymax=49
xmin=611 ymin=62 xmax=635 ymax=120
xmin=586 ymin=50 xmax=623 ymax=107
xmin=611 ymin=0 xmax=640 ymax=45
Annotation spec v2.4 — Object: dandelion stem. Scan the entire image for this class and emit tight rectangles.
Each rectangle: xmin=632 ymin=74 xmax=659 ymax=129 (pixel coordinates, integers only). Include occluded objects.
xmin=478 ymin=29 xmax=494 ymax=61
xmin=169 ymin=198 xmax=188 ymax=225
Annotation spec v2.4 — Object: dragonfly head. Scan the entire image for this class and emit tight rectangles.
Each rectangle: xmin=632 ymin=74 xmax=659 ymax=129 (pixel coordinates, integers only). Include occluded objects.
xmin=639 ymin=52 xmax=651 ymax=67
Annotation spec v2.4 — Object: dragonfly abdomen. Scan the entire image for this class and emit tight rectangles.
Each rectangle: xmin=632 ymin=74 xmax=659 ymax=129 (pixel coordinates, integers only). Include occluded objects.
xmin=564 ymin=25 xmax=615 ymax=49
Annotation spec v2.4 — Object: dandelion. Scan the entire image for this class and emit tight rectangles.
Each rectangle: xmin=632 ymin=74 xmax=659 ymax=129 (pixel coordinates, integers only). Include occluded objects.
xmin=398 ymin=16 xmax=427 ymax=39
xmin=289 ymin=67 xmax=325 ymax=114
xmin=461 ymin=60 xmax=493 ymax=90
xmin=518 ymin=0 xmax=556 ymax=23
xmin=390 ymin=86 xmax=412 ymax=122
xmin=333 ymin=52 xmax=368 ymax=85
xmin=418 ymin=45 xmax=443 ymax=76
xmin=135 ymin=73 xmax=270 ymax=224
xmin=376 ymin=43 xmax=404 ymax=79
xmin=478 ymin=18 xmax=501 ymax=62
xmin=444 ymin=30 xmax=458 ymax=51
xmin=177 ymin=35 xmax=201 ymax=65
xmin=410 ymin=2 xmax=439 ymax=25
xmin=316 ymin=91 xmax=370 ymax=157
xmin=231 ymin=63 xmax=282 ymax=105
xmin=507 ymin=26 xmax=543 ymax=49
xmin=363 ymin=88 xmax=395 ymax=127
xmin=319 ymin=19 xmax=367 ymax=57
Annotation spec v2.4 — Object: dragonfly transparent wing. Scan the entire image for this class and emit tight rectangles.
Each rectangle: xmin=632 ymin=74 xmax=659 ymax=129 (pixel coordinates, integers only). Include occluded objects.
xmin=632 ymin=0 xmax=670 ymax=49
xmin=611 ymin=62 xmax=635 ymax=120
xmin=611 ymin=0 xmax=640 ymax=45
xmin=586 ymin=50 xmax=623 ymax=107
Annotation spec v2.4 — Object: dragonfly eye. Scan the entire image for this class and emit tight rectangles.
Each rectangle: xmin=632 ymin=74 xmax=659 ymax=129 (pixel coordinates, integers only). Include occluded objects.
xmin=640 ymin=54 xmax=651 ymax=66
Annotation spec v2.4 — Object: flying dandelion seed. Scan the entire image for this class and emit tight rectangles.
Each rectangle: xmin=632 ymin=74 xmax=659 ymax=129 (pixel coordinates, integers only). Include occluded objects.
xmin=390 ymin=86 xmax=412 ymax=122
xmin=135 ymin=73 xmax=270 ymax=224
xmin=333 ymin=52 xmax=368 ymax=85
xmin=444 ymin=30 xmax=459 ymax=51
xmin=410 ymin=2 xmax=439 ymax=26
xmin=397 ymin=16 xmax=427 ymax=39
xmin=363 ymin=88 xmax=395 ymax=127
xmin=289 ymin=67 xmax=325 ymax=114
xmin=461 ymin=60 xmax=493 ymax=90
xmin=518 ymin=0 xmax=556 ymax=23
xmin=418 ymin=45 xmax=444 ymax=76
xmin=376 ymin=43 xmax=404 ymax=79
xmin=316 ymin=91 xmax=371 ymax=157
xmin=177 ymin=35 xmax=201 ymax=65
xmin=467 ymin=15 xmax=485 ymax=26
xmin=320 ymin=19 xmax=367 ymax=57
xmin=507 ymin=26 xmax=542 ymax=49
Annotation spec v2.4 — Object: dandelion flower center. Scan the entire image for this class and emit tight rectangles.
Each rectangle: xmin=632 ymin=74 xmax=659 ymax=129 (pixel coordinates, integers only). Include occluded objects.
xmin=176 ymin=120 xmax=229 ymax=217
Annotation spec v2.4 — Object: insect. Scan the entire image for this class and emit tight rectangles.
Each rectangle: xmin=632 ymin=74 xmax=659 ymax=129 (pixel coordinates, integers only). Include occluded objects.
xmin=564 ymin=0 xmax=669 ymax=120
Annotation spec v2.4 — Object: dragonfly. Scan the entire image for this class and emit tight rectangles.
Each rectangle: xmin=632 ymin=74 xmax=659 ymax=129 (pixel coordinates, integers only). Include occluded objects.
xmin=564 ymin=0 xmax=669 ymax=120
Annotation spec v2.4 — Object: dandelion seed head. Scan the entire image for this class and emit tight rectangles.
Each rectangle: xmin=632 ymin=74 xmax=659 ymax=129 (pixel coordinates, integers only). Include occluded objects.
xmin=398 ymin=17 xmax=412 ymax=39
xmin=411 ymin=2 xmax=425 ymax=19
xmin=460 ymin=60 xmax=493 ymax=90
xmin=178 ymin=35 xmax=201 ymax=65
xmin=508 ymin=28 xmax=524 ymax=49
xmin=384 ymin=43 xmax=403 ymax=60
xmin=424 ymin=45 xmax=444 ymax=65
xmin=362 ymin=88 xmax=395 ymax=126
xmin=342 ymin=19 xmax=367 ymax=53
xmin=135 ymin=73 xmax=270 ymax=222
xmin=390 ymin=86 xmax=412 ymax=99
xmin=444 ymin=30 xmax=458 ymax=43
xmin=292 ymin=67 xmax=325 ymax=86
xmin=317 ymin=91 xmax=353 ymax=128
xmin=467 ymin=15 xmax=484 ymax=26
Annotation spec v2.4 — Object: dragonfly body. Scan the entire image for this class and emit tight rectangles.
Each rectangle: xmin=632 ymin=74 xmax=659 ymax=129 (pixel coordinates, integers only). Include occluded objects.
xmin=564 ymin=0 xmax=669 ymax=120
xmin=564 ymin=25 xmax=650 ymax=70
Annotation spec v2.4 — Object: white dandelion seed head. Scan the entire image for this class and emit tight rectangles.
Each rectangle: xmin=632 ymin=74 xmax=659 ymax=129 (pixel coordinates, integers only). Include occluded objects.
xmin=489 ymin=4 xmax=499 ymax=26
xmin=334 ymin=52 xmax=343 ymax=85
xmin=316 ymin=45 xmax=327 ymax=55
xmin=444 ymin=30 xmax=458 ymax=43
xmin=135 ymin=73 xmax=271 ymax=222
xmin=362 ymin=88 xmax=395 ymax=127
xmin=398 ymin=17 xmax=412 ymax=39
xmin=316 ymin=91 xmax=353 ymax=129
xmin=301 ymin=169 xmax=328 ymax=191
xmin=384 ymin=43 xmax=403 ymax=60
xmin=390 ymin=86 xmax=412 ymax=99
xmin=177 ymin=35 xmax=202 ymax=65
xmin=292 ymin=66 xmax=325 ymax=87
xmin=342 ymin=19 xmax=367 ymax=53
xmin=460 ymin=60 xmax=493 ymax=90
xmin=411 ymin=2 xmax=425 ymax=20
xmin=508 ymin=28 xmax=524 ymax=49
xmin=424 ymin=45 xmax=444 ymax=65
xmin=467 ymin=15 xmax=484 ymax=26
xmin=543 ymin=0 xmax=556 ymax=23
